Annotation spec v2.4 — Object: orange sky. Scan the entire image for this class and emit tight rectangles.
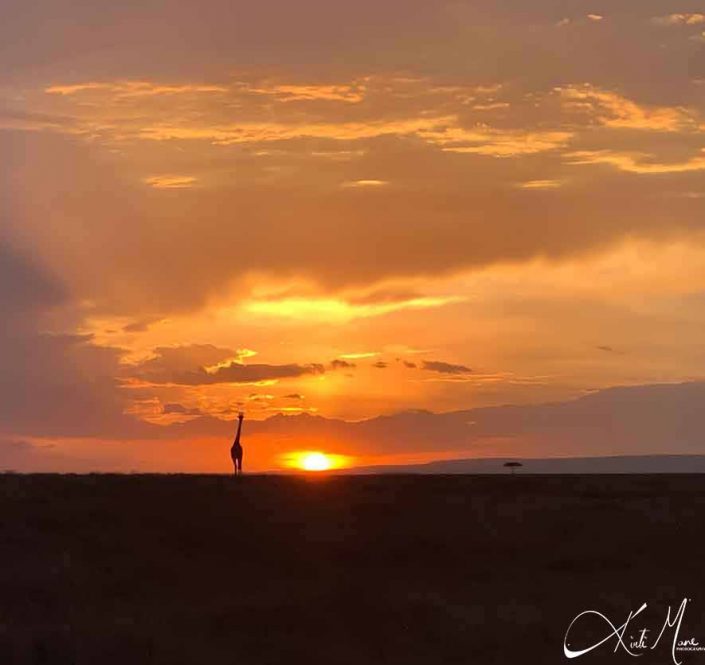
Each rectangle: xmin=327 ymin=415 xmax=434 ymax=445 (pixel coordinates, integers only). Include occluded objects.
xmin=2 ymin=1 xmax=705 ymax=471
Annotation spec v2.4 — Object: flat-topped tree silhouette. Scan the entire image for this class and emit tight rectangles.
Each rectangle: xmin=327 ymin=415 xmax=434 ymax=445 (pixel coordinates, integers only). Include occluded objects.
xmin=504 ymin=461 xmax=523 ymax=475
xmin=230 ymin=413 xmax=244 ymax=475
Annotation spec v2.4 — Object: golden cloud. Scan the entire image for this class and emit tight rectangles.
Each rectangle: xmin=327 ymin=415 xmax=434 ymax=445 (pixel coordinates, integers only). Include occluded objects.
xmin=341 ymin=179 xmax=389 ymax=188
xmin=419 ymin=124 xmax=572 ymax=156
xmin=27 ymin=76 xmax=571 ymax=159
xmin=246 ymin=83 xmax=365 ymax=103
xmin=138 ymin=115 xmax=455 ymax=144
xmin=518 ymin=179 xmax=563 ymax=189
xmin=46 ymin=81 xmax=228 ymax=97
xmin=559 ymin=85 xmax=694 ymax=131
xmin=567 ymin=149 xmax=705 ymax=174
xmin=144 ymin=175 xmax=197 ymax=189
xmin=651 ymin=14 xmax=705 ymax=27
xmin=242 ymin=295 xmax=463 ymax=322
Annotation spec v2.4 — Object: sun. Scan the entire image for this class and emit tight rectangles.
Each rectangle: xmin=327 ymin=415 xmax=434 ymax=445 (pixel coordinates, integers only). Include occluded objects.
xmin=282 ymin=450 xmax=351 ymax=472
xmin=300 ymin=452 xmax=332 ymax=471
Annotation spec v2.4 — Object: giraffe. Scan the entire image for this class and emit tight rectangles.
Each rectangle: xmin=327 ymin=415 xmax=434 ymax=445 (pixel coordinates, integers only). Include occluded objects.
xmin=230 ymin=413 xmax=244 ymax=475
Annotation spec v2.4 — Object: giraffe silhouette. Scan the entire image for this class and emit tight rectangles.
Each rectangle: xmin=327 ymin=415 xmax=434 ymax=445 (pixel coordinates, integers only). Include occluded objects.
xmin=230 ymin=413 xmax=244 ymax=475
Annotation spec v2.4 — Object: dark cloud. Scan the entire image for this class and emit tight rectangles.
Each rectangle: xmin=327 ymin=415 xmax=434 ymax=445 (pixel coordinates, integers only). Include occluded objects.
xmin=0 ymin=244 xmax=146 ymax=438
xmin=283 ymin=393 xmax=304 ymax=400
xmin=0 ymin=243 xmax=65 ymax=323
xmin=422 ymin=360 xmax=472 ymax=375
xmin=213 ymin=363 xmax=324 ymax=384
xmin=123 ymin=318 xmax=160 ymax=333
xmin=130 ymin=344 xmax=238 ymax=380
xmin=372 ymin=361 xmax=388 ymax=369
xmin=402 ymin=361 xmax=417 ymax=369
xmin=0 ymin=330 xmax=143 ymax=438
xmin=129 ymin=346 xmax=325 ymax=384
xmin=237 ymin=381 xmax=705 ymax=457
xmin=330 ymin=359 xmax=356 ymax=369
xmin=596 ymin=345 xmax=626 ymax=355
xmin=162 ymin=403 xmax=204 ymax=416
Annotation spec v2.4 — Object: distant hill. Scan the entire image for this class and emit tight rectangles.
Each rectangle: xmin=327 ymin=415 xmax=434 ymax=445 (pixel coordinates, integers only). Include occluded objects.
xmin=340 ymin=455 xmax=705 ymax=474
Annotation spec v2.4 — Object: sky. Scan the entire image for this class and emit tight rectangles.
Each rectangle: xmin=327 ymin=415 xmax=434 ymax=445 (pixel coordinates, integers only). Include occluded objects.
xmin=2 ymin=0 xmax=705 ymax=472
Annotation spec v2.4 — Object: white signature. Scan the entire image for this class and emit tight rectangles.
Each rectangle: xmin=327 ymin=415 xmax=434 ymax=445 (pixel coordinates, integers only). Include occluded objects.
xmin=564 ymin=598 xmax=703 ymax=664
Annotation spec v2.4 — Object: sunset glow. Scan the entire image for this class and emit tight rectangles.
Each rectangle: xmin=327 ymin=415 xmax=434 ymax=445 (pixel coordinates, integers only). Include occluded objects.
xmin=283 ymin=452 xmax=350 ymax=472
xmin=3 ymin=1 xmax=705 ymax=473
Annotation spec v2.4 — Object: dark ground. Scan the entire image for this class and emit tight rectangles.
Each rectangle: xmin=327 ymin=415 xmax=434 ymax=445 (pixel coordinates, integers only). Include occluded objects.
xmin=1 ymin=474 xmax=704 ymax=665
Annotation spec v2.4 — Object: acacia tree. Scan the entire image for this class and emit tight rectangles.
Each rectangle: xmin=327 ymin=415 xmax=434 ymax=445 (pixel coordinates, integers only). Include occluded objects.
xmin=503 ymin=461 xmax=523 ymax=475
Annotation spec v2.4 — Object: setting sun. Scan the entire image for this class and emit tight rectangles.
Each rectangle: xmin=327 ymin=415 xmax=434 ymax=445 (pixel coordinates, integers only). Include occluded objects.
xmin=301 ymin=452 xmax=332 ymax=471
xmin=282 ymin=451 xmax=351 ymax=472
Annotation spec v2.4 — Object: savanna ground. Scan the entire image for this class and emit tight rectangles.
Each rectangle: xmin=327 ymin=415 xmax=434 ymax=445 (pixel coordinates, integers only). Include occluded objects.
xmin=1 ymin=474 xmax=704 ymax=664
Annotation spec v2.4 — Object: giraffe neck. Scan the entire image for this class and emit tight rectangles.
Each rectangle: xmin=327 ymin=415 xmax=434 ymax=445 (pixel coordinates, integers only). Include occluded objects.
xmin=234 ymin=417 xmax=244 ymax=445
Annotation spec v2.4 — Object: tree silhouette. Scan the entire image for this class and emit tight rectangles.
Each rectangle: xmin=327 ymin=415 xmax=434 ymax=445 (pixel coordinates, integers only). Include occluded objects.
xmin=503 ymin=461 xmax=523 ymax=475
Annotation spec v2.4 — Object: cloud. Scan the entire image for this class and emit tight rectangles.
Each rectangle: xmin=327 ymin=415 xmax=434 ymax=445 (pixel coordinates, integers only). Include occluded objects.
xmin=242 ymin=295 xmax=462 ymax=322
xmin=339 ymin=352 xmax=379 ymax=360
xmin=6 ymin=70 xmax=705 ymax=324
xmin=204 ymin=361 xmax=326 ymax=384
xmin=372 ymin=361 xmax=388 ymax=369
xmin=45 ymin=81 xmax=228 ymax=96
xmin=518 ymin=179 xmax=563 ymax=190
xmin=162 ymin=403 xmax=204 ymax=416
xmin=46 ymin=80 xmax=365 ymax=103
xmin=341 ymin=179 xmax=389 ymax=188
xmin=0 ymin=244 xmax=148 ymax=439
xmin=422 ymin=361 xmax=472 ymax=375
xmin=8 ymin=380 xmax=705 ymax=470
xmin=248 ymin=83 xmax=365 ymax=103
xmin=26 ymin=76 xmax=529 ymax=156
xmin=0 ymin=243 xmax=65 ymax=321
xmin=0 ymin=108 xmax=75 ymax=132
xmin=567 ymin=150 xmax=705 ymax=174
xmin=346 ymin=287 xmax=428 ymax=305
xmin=330 ymin=359 xmax=356 ymax=369
xmin=239 ymin=381 xmax=705 ymax=458
xmin=122 ymin=318 xmax=160 ymax=333
xmin=7 ymin=121 xmax=705 ymax=327
xmin=144 ymin=175 xmax=197 ymax=189
xmin=421 ymin=126 xmax=572 ymax=157
xmin=129 ymin=346 xmax=326 ymax=385
xmin=652 ymin=14 xmax=705 ymax=27
xmin=130 ymin=344 xmax=241 ymax=377
xmin=138 ymin=116 xmax=455 ymax=145
xmin=3 ymin=0 xmax=705 ymax=466
xmin=7 ymin=75 xmax=595 ymax=160
xmin=558 ymin=85 xmax=694 ymax=132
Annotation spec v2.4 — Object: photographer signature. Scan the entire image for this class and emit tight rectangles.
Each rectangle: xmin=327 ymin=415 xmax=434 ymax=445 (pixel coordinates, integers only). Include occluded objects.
xmin=564 ymin=598 xmax=704 ymax=664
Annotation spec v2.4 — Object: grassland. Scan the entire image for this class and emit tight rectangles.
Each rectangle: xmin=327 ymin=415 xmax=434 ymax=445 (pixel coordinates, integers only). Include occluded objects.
xmin=1 ymin=474 xmax=704 ymax=664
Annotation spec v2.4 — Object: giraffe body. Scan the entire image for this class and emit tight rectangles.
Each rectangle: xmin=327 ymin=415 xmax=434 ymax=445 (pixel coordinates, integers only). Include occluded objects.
xmin=230 ymin=414 xmax=244 ymax=475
